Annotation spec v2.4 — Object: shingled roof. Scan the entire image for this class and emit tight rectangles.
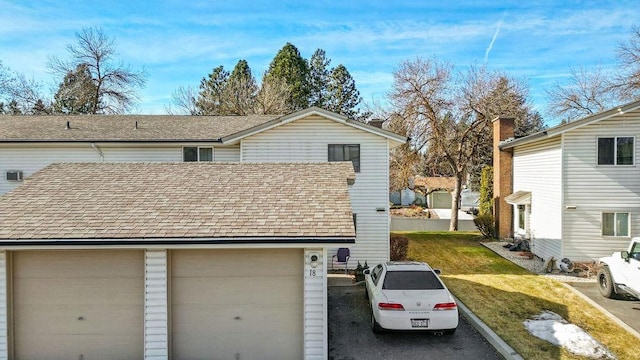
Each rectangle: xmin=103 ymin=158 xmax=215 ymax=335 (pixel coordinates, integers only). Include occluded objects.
xmin=0 ymin=162 xmax=356 ymax=242
xmin=0 ymin=114 xmax=279 ymax=142
xmin=414 ymin=176 xmax=456 ymax=191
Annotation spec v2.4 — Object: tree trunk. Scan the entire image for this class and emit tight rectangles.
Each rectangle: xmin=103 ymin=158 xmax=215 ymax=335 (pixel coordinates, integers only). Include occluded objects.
xmin=448 ymin=172 xmax=464 ymax=231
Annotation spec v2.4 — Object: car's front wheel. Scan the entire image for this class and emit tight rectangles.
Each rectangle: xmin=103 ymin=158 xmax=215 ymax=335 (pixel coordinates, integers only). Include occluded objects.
xmin=597 ymin=266 xmax=616 ymax=298
xmin=371 ymin=312 xmax=383 ymax=334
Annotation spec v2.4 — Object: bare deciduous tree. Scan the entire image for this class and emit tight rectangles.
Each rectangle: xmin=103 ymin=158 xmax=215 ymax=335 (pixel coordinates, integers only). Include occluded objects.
xmin=390 ymin=58 xmax=535 ymax=230
xmin=616 ymin=25 xmax=640 ymax=99
xmin=49 ymin=27 xmax=146 ymax=114
xmin=255 ymin=76 xmax=292 ymax=115
xmin=0 ymin=61 xmax=48 ymax=114
xmin=545 ymin=66 xmax=616 ymax=123
xmin=166 ymin=85 xmax=199 ymax=115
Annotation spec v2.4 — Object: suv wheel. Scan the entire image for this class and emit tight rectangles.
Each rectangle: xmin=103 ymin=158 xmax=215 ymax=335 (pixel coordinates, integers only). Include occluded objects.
xmin=597 ymin=266 xmax=616 ymax=298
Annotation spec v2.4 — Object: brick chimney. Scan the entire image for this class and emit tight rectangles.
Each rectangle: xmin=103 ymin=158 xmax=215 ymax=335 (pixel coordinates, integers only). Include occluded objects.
xmin=493 ymin=116 xmax=515 ymax=239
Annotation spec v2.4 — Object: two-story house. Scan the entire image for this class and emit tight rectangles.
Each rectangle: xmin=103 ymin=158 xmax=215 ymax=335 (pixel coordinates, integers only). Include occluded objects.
xmin=0 ymin=107 xmax=406 ymax=360
xmin=493 ymin=100 xmax=640 ymax=262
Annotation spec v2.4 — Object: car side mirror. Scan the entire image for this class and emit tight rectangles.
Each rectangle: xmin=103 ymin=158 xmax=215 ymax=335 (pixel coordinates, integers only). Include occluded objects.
xmin=434 ymin=269 xmax=442 ymax=275
xmin=621 ymin=251 xmax=630 ymax=262
xmin=363 ymin=269 xmax=370 ymax=275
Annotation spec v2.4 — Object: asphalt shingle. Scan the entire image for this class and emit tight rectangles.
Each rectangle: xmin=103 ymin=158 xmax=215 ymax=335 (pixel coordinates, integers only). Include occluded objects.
xmin=0 ymin=162 xmax=356 ymax=240
xmin=0 ymin=115 xmax=279 ymax=141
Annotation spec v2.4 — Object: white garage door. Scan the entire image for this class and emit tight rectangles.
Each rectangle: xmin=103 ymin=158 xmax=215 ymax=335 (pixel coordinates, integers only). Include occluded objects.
xmin=171 ymin=249 xmax=303 ymax=360
xmin=432 ymin=191 xmax=452 ymax=209
xmin=12 ymin=250 xmax=144 ymax=360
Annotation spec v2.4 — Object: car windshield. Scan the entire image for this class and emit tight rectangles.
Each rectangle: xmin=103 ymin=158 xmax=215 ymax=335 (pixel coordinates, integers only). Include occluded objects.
xmin=382 ymin=270 xmax=444 ymax=290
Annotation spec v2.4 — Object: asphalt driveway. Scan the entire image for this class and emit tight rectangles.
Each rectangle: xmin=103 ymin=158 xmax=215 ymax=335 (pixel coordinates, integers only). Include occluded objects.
xmin=328 ymin=282 xmax=504 ymax=360
xmin=568 ymin=281 xmax=640 ymax=334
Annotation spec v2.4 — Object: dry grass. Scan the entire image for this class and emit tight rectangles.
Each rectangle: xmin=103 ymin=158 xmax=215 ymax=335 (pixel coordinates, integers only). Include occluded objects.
xmin=400 ymin=231 xmax=638 ymax=360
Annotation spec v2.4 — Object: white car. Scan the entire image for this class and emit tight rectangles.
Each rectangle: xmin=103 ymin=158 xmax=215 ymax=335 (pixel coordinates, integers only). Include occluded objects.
xmin=364 ymin=261 xmax=459 ymax=334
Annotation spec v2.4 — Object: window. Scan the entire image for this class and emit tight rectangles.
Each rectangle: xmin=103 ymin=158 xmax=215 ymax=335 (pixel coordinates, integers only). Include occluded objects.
xmin=328 ymin=144 xmax=360 ymax=172
xmin=371 ymin=264 xmax=383 ymax=285
xmin=517 ymin=205 xmax=526 ymax=231
xmin=183 ymin=147 xmax=213 ymax=162
xmin=382 ymin=271 xmax=444 ymax=290
xmin=602 ymin=212 xmax=629 ymax=237
xmin=598 ymin=137 xmax=634 ymax=165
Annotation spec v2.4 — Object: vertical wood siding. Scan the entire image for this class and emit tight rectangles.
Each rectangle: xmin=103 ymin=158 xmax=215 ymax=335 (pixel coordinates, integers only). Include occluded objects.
xmin=241 ymin=115 xmax=391 ymax=267
xmin=0 ymin=252 xmax=6 ymax=360
xmin=144 ymin=250 xmax=168 ymax=360
xmin=562 ymin=110 xmax=640 ymax=259
xmin=303 ymin=248 xmax=326 ymax=360
xmin=513 ymin=137 xmax=563 ymax=260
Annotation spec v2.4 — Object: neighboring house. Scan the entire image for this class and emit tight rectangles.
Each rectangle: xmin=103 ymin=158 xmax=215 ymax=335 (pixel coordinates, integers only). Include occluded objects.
xmin=0 ymin=107 xmax=406 ymax=359
xmin=493 ymin=100 xmax=640 ymax=261
xmin=414 ymin=176 xmax=456 ymax=209
xmin=0 ymin=162 xmax=355 ymax=360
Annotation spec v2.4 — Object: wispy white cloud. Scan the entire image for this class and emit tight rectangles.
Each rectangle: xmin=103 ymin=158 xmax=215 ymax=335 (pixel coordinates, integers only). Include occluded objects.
xmin=1 ymin=0 xmax=639 ymax=121
xmin=484 ymin=13 xmax=505 ymax=64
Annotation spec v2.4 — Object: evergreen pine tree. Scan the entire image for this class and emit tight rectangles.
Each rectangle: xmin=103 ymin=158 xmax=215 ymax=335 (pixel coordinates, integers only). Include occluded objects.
xmin=264 ymin=43 xmax=309 ymax=111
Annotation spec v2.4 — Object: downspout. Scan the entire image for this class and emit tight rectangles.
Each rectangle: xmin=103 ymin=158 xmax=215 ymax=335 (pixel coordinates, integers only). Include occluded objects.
xmin=91 ymin=142 xmax=104 ymax=162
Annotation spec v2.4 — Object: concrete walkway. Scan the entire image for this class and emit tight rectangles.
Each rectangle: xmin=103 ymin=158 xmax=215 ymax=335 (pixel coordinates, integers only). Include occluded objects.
xmin=432 ymin=209 xmax=476 ymax=220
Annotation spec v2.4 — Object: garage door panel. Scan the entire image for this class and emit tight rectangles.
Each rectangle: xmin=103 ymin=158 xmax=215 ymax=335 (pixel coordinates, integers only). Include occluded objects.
xmin=171 ymin=276 xmax=302 ymax=304
xmin=14 ymin=278 xmax=142 ymax=305
xmin=174 ymin=330 xmax=300 ymax=360
xmin=172 ymin=304 xmax=302 ymax=332
xmin=18 ymin=334 xmax=139 ymax=360
xmin=171 ymin=249 xmax=303 ymax=360
xmin=12 ymin=250 xmax=144 ymax=360
xmin=13 ymin=250 xmax=142 ymax=278
xmin=15 ymin=305 xmax=142 ymax=334
xmin=171 ymin=249 xmax=300 ymax=277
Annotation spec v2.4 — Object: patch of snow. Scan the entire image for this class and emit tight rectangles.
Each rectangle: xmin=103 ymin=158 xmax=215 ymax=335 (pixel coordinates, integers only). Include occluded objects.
xmin=523 ymin=311 xmax=616 ymax=359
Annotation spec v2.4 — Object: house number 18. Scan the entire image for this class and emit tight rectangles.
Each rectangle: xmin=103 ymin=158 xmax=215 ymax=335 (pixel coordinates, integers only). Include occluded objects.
xmin=309 ymin=269 xmax=317 ymax=277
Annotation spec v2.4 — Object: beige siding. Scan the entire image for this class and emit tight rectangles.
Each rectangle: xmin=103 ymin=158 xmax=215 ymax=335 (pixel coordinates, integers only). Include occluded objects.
xmin=303 ymin=248 xmax=326 ymax=359
xmin=12 ymin=250 xmax=144 ymax=360
xmin=562 ymin=110 xmax=640 ymax=259
xmin=100 ymin=146 xmax=181 ymax=162
xmin=0 ymin=145 xmax=99 ymax=194
xmin=171 ymin=249 xmax=303 ymax=360
xmin=513 ymin=137 xmax=563 ymax=260
xmin=241 ymin=115 xmax=390 ymax=266
xmin=0 ymin=144 xmax=183 ymax=195
xmin=214 ymin=145 xmax=241 ymax=161
xmin=144 ymin=250 xmax=168 ymax=360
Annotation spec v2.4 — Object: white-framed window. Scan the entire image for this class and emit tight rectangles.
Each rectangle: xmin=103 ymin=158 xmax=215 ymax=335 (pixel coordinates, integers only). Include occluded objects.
xmin=602 ymin=212 xmax=630 ymax=237
xmin=183 ymin=147 xmax=213 ymax=162
xmin=517 ymin=205 xmax=526 ymax=232
xmin=597 ymin=136 xmax=634 ymax=165
xmin=328 ymin=144 xmax=360 ymax=172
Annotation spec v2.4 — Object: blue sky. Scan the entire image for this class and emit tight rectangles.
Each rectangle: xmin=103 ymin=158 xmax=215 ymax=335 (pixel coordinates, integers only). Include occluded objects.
xmin=1 ymin=1 xmax=639 ymax=125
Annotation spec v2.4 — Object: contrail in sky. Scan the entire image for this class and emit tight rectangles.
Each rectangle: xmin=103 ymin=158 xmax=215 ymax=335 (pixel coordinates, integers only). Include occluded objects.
xmin=484 ymin=13 xmax=506 ymax=63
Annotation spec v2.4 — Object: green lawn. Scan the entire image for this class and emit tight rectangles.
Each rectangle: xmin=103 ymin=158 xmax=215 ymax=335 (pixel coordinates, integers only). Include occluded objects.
xmin=398 ymin=231 xmax=638 ymax=360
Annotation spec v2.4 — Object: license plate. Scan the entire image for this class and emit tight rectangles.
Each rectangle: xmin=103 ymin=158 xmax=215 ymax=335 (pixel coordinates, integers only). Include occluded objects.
xmin=411 ymin=319 xmax=429 ymax=328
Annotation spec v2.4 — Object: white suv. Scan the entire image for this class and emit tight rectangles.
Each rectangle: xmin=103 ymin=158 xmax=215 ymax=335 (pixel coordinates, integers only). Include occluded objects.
xmin=598 ymin=238 xmax=640 ymax=299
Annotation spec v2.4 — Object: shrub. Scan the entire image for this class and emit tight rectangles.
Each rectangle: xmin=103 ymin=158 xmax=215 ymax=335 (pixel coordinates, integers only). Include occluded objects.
xmin=479 ymin=166 xmax=493 ymax=216
xmin=390 ymin=234 xmax=409 ymax=260
xmin=474 ymin=214 xmax=496 ymax=239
